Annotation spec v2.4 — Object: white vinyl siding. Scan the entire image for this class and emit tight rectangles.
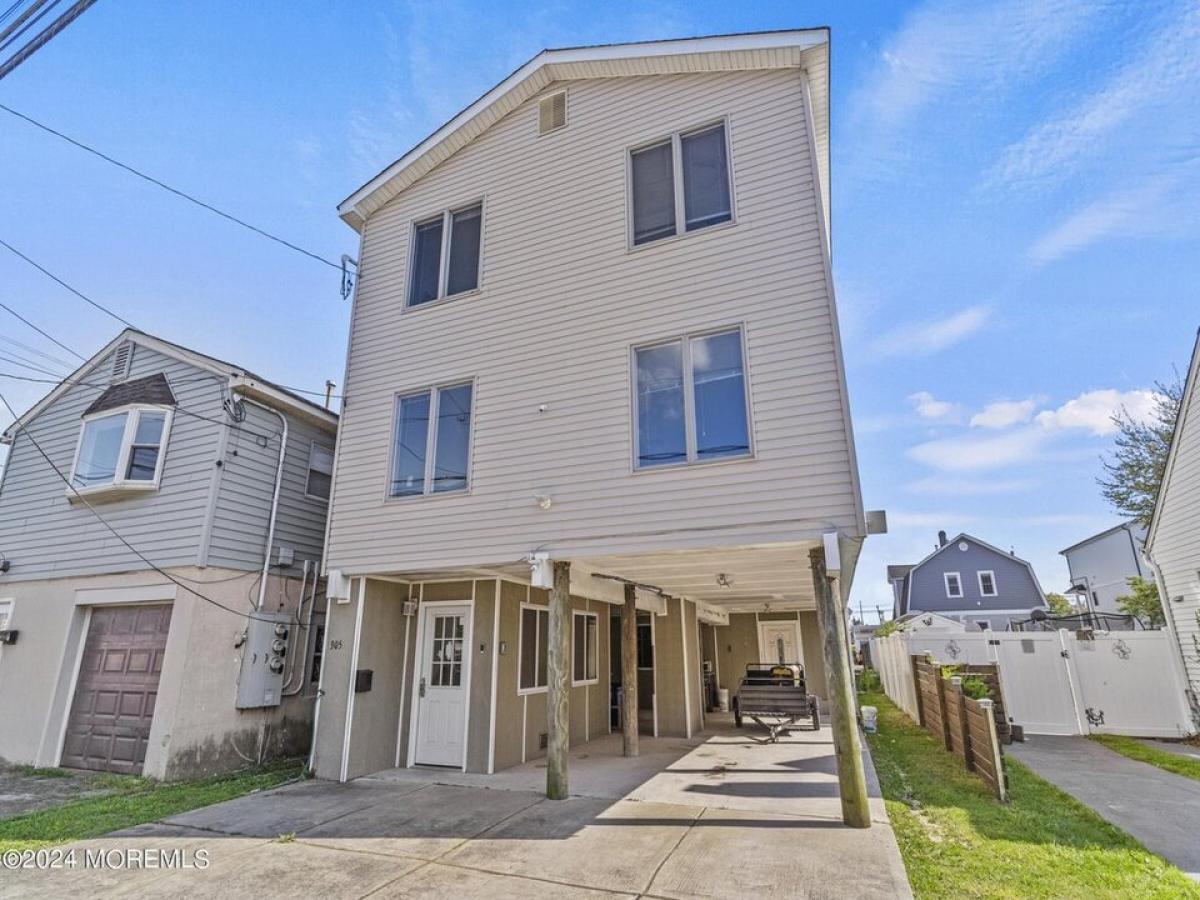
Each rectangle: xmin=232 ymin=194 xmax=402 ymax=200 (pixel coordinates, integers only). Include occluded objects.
xmin=327 ymin=70 xmax=859 ymax=574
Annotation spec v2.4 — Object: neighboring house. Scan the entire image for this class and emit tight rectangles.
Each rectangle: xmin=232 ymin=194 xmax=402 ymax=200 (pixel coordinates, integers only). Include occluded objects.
xmin=0 ymin=329 xmax=338 ymax=778
xmin=889 ymin=531 xmax=1047 ymax=631
xmin=1145 ymin=329 xmax=1200 ymax=721
xmin=313 ymin=30 xmax=869 ymax=783
xmin=1060 ymin=522 xmax=1148 ymax=614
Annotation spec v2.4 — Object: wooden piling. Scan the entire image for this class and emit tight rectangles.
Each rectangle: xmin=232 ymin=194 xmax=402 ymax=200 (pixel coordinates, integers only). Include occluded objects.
xmin=621 ymin=582 xmax=639 ymax=757
xmin=546 ymin=560 xmax=571 ymax=799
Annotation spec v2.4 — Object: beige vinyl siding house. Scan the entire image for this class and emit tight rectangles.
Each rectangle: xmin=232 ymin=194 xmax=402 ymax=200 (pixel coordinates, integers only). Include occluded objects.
xmin=0 ymin=330 xmax=337 ymax=778
xmin=315 ymin=31 xmax=870 ymax=793
xmin=1145 ymin=330 xmax=1200 ymax=727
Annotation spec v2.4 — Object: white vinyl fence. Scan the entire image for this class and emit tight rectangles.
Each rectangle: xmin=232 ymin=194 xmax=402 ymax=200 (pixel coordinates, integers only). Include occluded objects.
xmin=871 ymin=629 xmax=1197 ymax=738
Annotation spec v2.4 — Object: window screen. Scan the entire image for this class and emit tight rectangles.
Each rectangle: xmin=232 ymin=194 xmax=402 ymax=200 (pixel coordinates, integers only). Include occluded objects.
xmin=681 ymin=124 xmax=731 ymax=231
xmin=446 ymin=205 xmax=482 ymax=295
xmin=306 ymin=443 xmax=334 ymax=499
xmin=409 ymin=218 xmax=444 ymax=306
xmin=631 ymin=141 xmax=676 ymax=245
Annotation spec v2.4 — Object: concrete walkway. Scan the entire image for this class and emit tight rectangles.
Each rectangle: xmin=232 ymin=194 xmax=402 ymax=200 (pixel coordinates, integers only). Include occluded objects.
xmin=1 ymin=722 xmax=911 ymax=899
xmin=1009 ymin=735 xmax=1200 ymax=881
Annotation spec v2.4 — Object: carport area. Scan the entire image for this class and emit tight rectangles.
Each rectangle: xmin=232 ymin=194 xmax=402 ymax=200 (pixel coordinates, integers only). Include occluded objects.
xmin=3 ymin=718 xmax=911 ymax=899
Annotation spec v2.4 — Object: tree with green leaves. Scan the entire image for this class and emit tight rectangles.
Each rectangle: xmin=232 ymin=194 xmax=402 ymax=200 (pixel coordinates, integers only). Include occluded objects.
xmin=1044 ymin=592 xmax=1072 ymax=616
xmin=1098 ymin=378 xmax=1183 ymax=525
xmin=1115 ymin=575 xmax=1165 ymax=628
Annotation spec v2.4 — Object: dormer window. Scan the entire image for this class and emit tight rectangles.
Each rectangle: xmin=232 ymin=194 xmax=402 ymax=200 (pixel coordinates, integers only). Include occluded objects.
xmin=71 ymin=407 xmax=172 ymax=494
xmin=69 ymin=373 xmax=177 ymax=499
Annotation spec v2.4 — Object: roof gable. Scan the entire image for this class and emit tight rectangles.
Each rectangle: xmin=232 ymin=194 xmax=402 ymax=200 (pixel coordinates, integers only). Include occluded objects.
xmin=337 ymin=30 xmax=830 ymax=231
xmin=897 ymin=532 xmax=1046 ymax=604
xmin=1146 ymin=329 xmax=1200 ymax=553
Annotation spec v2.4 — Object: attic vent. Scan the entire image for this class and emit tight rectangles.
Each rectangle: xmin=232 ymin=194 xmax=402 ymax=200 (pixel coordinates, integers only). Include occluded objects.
xmin=110 ymin=342 xmax=133 ymax=383
xmin=538 ymin=91 xmax=567 ymax=135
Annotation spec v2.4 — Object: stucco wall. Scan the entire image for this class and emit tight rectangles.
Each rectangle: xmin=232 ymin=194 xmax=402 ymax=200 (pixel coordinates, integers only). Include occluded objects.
xmin=0 ymin=567 xmax=316 ymax=780
xmin=713 ymin=611 xmax=827 ymax=705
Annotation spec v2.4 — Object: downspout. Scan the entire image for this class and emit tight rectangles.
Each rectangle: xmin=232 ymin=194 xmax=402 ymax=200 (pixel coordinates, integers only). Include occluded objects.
xmin=237 ymin=395 xmax=288 ymax=610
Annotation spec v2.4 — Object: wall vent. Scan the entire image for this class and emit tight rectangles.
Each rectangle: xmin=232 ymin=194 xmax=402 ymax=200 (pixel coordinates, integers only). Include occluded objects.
xmin=538 ymin=91 xmax=567 ymax=135
xmin=110 ymin=341 xmax=133 ymax=382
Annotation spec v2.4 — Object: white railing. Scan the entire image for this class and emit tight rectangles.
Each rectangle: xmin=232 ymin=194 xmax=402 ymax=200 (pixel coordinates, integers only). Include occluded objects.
xmin=870 ymin=629 xmax=1197 ymax=738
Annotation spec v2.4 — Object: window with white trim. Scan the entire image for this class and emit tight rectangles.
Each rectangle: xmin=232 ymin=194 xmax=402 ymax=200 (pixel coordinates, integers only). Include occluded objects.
xmin=630 ymin=121 xmax=732 ymax=246
xmin=519 ymin=605 xmax=549 ymax=692
xmin=390 ymin=382 xmax=473 ymax=497
xmin=306 ymin=442 xmax=334 ymax=500
xmin=572 ymin=611 xmax=598 ymax=685
xmin=0 ymin=599 xmax=13 ymax=632
xmin=408 ymin=202 xmax=482 ymax=307
xmin=977 ymin=570 xmax=997 ymax=597
xmin=944 ymin=572 xmax=963 ymax=599
xmin=70 ymin=407 xmax=172 ymax=492
xmin=634 ymin=327 xmax=750 ymax=469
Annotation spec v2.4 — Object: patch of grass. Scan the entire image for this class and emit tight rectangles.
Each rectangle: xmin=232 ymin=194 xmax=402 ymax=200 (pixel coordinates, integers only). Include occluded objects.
xmin=14 ymin=766 xmax=72 ymax=779
xmin=1090 ymin=734 xmax=1200 ymax=783
xmin=0 ymin=758 xmax=303 ymax=853
xmin=861 ymin=692 xmax=1200 ymax=899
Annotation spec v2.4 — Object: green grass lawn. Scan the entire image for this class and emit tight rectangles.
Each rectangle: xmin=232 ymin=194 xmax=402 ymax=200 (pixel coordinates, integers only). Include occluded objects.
xmin=0 ymin=759 xmax=304 ymax=853
xmin=1089 ymin=734 xmax=1200 ymax=783
xmin=861 ymin=692 xmax=1200 ymax=899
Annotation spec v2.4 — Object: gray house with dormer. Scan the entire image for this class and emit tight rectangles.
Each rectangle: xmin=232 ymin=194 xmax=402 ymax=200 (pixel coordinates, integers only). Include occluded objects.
xmin=889 ymin=531 xmax=1048 ymax=631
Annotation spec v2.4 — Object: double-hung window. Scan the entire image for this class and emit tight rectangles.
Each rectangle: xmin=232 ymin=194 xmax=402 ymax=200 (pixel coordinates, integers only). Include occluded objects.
xmin=977 ymin=570 xmax=997 ymax=597
xmin=408 ymin=202 xmax=483 ymax=307
xmin=634 ymin=327 xmax=751 ymax=469
xmin=944 ymin=572 xmax=963 ymax=599
xmin=572 ymin=612 xmax=598 ymax=685
xmin=390 ymin=382 xmax=473 ymax=497
xmin=70 ymin=406 xmax=172 ymax=494
xmin=630 ymin=121 xmax=732 ymax=246
xmin=519 ymin=605 xmax=549 ymax=692
xmin=305 ymin=442 xmax=334 ymax=500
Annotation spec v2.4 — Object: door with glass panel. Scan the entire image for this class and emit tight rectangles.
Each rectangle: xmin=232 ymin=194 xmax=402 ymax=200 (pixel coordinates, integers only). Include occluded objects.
xmin=413 ymin=604 xmax=471 ymax=767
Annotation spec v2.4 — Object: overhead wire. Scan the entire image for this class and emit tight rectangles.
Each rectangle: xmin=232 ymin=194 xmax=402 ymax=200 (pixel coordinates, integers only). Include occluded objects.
xmin=0 ymin=297 xmax=85 ymax=360
xmin=0 ymin=387 xmax=283 ymax=624
xmin=0 ymin=239 xmax=134 ymax=327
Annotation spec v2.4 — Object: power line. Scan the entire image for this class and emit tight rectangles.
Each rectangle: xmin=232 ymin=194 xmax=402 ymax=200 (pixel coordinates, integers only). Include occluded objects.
xmin=0 ymin=297 xmax=84 ymax=360
xmin=0 ymin=0 xmax=98 ymax=83
xmin=0 ymin=388 xmax=281 ymax=623
xmin=0 ymin=103 xmax=341 ymax=270
xmin=0 ymin=239 xmax=133 ymax=327
xmin=0 ymin=333 xmax=74 ymax=369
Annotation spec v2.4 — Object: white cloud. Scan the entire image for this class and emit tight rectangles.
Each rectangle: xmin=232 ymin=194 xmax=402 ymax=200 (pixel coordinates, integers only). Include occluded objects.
xmin=907 ymin=427 xmax=1049 ymax=472
xmin=908 ymin=391 xmax=959 ymax=420
xmin=904 ymin=476 xmax=1037 ymax=496
xmin=992 ymin=2 xmax=1200 ymax=190
xmin=1035 ymin=389 xmax=1158 ymax=436
xmin=872 ymin=306 xmax=991 ymax=359
xmin=971 ymin=398 xmax=1038 ymax=429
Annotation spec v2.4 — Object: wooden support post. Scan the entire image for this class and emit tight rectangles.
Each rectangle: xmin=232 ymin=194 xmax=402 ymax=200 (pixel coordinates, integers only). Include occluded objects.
xmin=546 ymin=560 xmax=571 ymax=800
xmin=979 ymin=699 xmax=1008 ymax=802
xmin=621 ymin=583 xmax=640 ymax=757
xmin=810 ymin=546 xmax=871 ymax=829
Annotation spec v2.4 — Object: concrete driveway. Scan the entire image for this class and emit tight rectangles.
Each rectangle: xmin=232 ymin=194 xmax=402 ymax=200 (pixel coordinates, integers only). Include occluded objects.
xmin=1010 ymin=735 xmax=1200 ymax=881
xmin=1 ymin=721 xmax=911 ymax=899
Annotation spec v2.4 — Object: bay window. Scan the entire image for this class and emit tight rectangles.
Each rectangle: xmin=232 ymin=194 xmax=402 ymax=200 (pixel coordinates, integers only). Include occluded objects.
xmin=70 ymin=406 xmax=171 ymax=494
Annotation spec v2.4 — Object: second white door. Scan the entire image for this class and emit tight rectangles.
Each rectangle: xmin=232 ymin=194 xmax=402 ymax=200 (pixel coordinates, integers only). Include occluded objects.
xmin=413 ymin=604 xmax=471 ymax=767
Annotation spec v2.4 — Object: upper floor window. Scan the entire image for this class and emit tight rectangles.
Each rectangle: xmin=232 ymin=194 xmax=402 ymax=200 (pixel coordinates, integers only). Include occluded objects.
xmin=70 ymin=406 xmax=172 ymax=494
xmin=390 ymin=382 xmax=473 ymax=497
xmin=408 ymin=203 xmax=482 ymax=307
xmin=944 ymin=572 xmax=963 ymax=599
xmin=305 ymin=442 xmax=334 ymax=500
xmin=977 ymin=570 xmax=997 ymax=597
xmin=634 ymin=327 xmax=750 ymax=469
xmin=630 ymin=121 xmax=732 ymax=246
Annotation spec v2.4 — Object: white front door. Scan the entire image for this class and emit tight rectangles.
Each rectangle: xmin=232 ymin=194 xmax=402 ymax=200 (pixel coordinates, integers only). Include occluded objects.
xmin=413 ymin=604 xmax=471 ymax=767
xmin=758 ymin=620 xmax=802 ymax=666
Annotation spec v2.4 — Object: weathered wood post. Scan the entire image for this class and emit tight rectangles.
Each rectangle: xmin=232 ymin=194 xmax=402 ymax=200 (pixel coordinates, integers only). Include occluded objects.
xmin=810 ymin=546 xmax=871 ymax=828
xmin=621 ymin=582 xmax=639 ymax=757
xmin=546 ymin=560 xmax=571 ymax=799
xmin=979 ymin=698 xmax=1008 ymax=802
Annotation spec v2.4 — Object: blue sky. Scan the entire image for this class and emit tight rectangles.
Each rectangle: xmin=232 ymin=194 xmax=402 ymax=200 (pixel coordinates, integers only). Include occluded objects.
xmin=1 ymin=1 xmax=1196 ymax=618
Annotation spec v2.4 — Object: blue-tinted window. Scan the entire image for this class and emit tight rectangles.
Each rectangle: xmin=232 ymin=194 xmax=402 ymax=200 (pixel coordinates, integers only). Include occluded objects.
xmin=635 ymin=342 xmax=686 ymax=467
xmin=408 ymin=219 xmax=443 ymax=306
xmin=691 ymin=330 xmax=748 ymax=460
xmin=391 ymin=392 xmax=430 ymax=496
xmin=432 ymin=383 xmax=473 ymax=493
xmin=446 ymin=206 xmax=482 ymax=295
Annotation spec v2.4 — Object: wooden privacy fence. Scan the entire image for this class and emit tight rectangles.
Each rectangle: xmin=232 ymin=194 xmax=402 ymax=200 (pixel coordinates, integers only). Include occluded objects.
xmin=910 ymin=658 xmax=1008 ymax=801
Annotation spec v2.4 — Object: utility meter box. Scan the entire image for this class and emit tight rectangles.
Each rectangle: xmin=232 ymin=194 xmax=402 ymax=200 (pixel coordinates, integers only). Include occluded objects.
xmin=236 ymin=611 xmax=292 ymax=709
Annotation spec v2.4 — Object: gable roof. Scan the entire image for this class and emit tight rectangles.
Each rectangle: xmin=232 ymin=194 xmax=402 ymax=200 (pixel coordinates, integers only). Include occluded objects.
xmin=893 ymin=532 xmax=1047 ymax=613
xmin=1 ymin=329 xmax=337 ymax=444
xmin=1059 ymin=520 xmax=1145 ymax=557
xmin=337 ymin=29 xmax=830 ymax=232
xmin=1145 ymin=328 xmax=1200 ymax=554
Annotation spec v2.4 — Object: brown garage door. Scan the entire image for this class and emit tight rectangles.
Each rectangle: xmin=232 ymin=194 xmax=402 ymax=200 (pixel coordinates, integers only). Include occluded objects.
xmin=62 ymin=604 xmax=172 ymax=774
